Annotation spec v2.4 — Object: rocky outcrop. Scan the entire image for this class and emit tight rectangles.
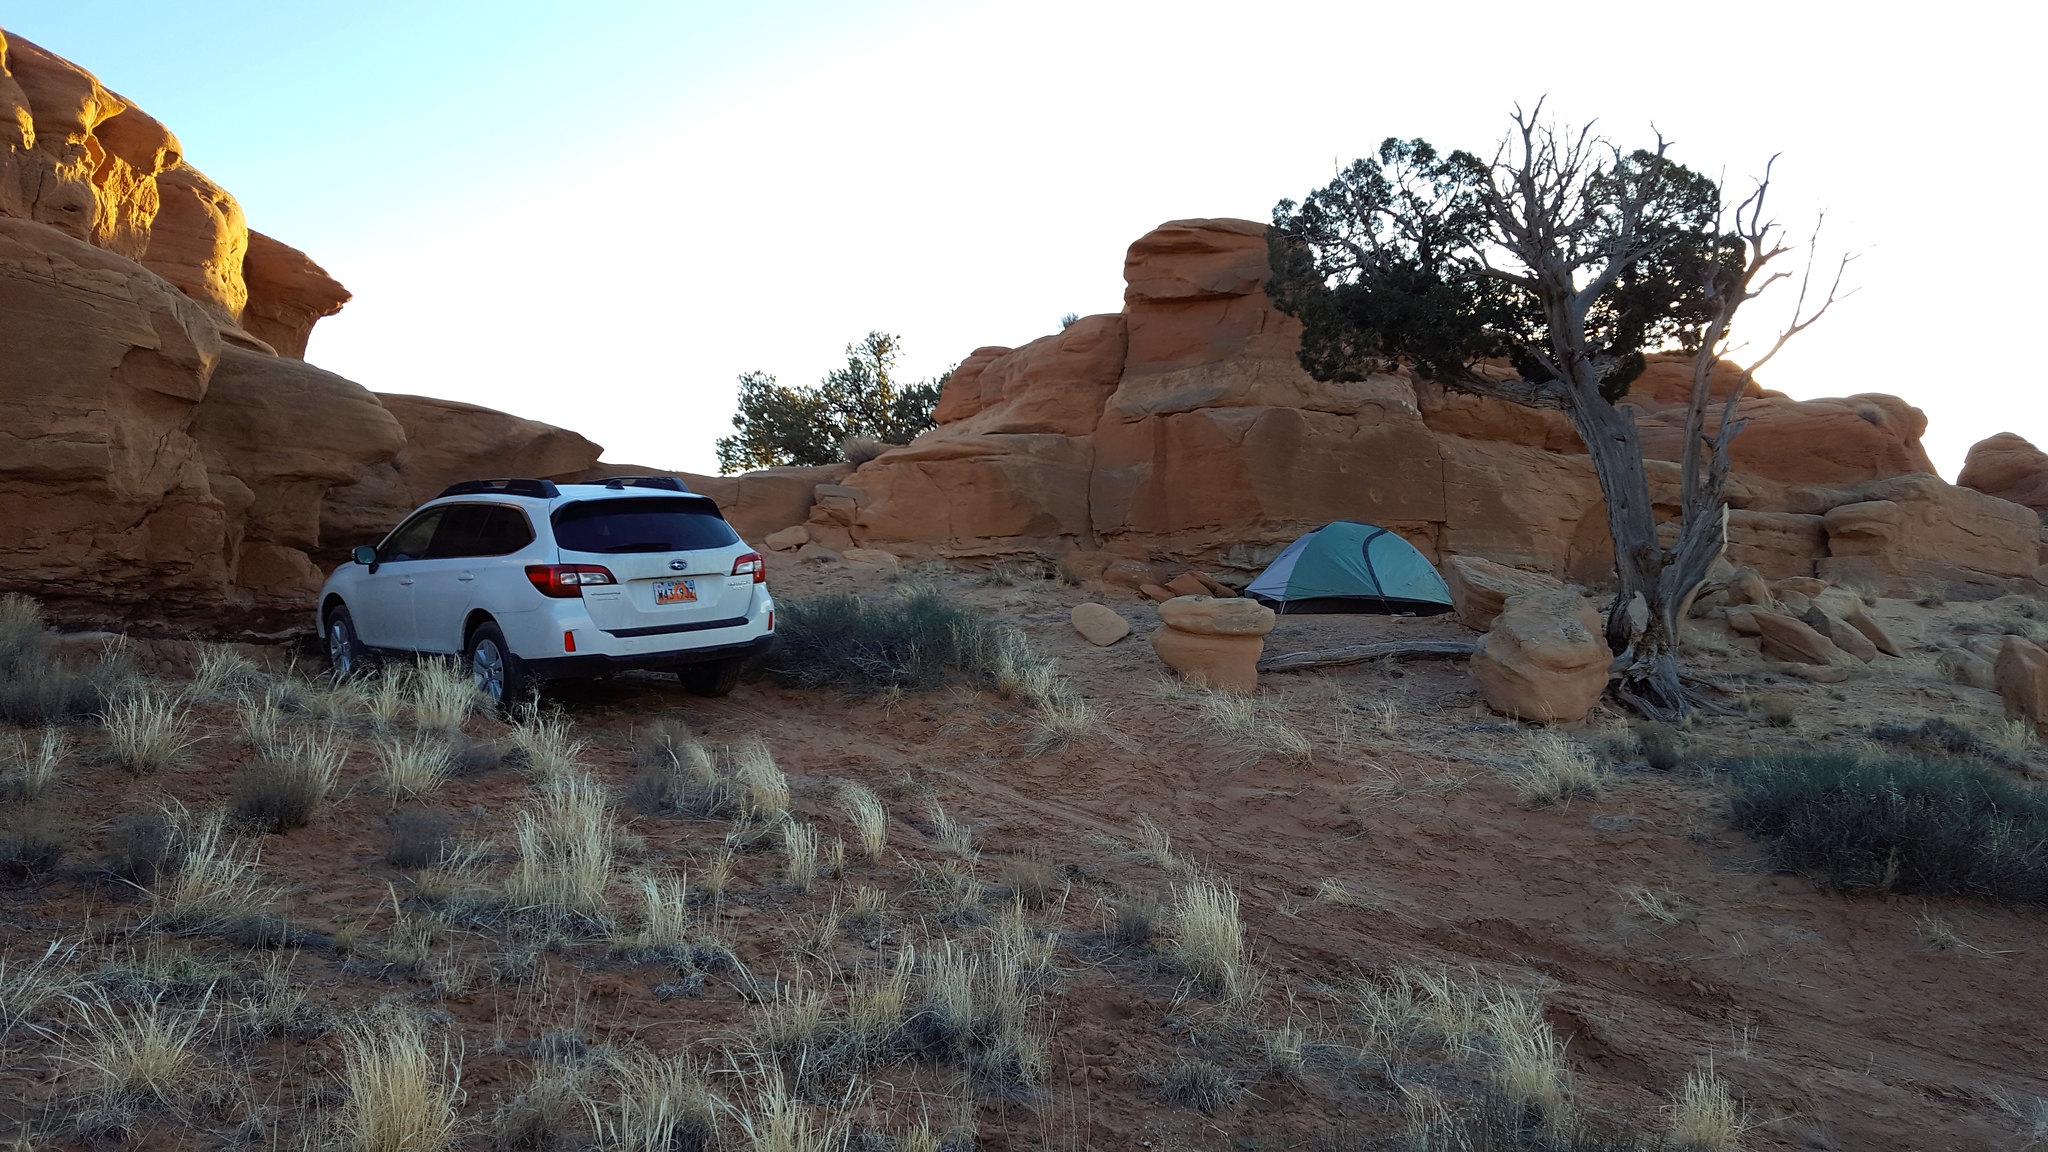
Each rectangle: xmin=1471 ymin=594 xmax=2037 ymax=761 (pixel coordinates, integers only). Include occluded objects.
xmin=0 ymin=31 xmax=608 ymax=632
xmin=1960 ymin=433 xmax=2048 ymax=523
xmin=797 ymin=215 xmax=2036 ymax=598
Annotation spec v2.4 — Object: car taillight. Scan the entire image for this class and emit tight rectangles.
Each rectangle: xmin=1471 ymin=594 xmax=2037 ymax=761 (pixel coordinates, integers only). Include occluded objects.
xmin=525 ymin=564 xmax=616 ymax=598
xmin=732 ymin=552 xmax=765 ymax=583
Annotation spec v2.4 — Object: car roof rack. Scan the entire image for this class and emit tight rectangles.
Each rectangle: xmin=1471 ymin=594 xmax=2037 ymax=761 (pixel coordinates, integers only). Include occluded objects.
xmin=592 ymin=475 xmax=692 ymax=492
xmin=436 ymin=478 xmax=561 ymax=499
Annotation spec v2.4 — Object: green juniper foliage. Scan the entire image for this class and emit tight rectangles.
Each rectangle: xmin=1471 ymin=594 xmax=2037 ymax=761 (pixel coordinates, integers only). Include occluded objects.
xmin=1265 ymin=135 xmax=1732 ymax=401
xmin=715 ymin=331 xmax=948 ymax=472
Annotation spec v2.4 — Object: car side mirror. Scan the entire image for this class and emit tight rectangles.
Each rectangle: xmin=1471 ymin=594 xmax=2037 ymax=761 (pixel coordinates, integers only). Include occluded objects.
xmin=351 ymin=545 xmax=379 ymax=570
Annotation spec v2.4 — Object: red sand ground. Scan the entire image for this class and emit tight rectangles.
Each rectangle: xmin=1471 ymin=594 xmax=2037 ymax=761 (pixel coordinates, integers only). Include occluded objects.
xmin=2 ymin=561 xmax=2044 ymax=1149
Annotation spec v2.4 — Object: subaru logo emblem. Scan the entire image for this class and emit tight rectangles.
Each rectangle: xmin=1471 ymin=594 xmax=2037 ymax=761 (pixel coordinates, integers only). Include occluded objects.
xmin=669 ymin=559 xmax=687 ymax=571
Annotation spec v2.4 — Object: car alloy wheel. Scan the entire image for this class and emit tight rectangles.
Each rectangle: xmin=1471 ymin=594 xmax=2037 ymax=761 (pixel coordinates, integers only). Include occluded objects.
xmin=471 ymin=636 xmax=506 ymax=704
xmin=328 ymin=618 xmax=354 ymax=678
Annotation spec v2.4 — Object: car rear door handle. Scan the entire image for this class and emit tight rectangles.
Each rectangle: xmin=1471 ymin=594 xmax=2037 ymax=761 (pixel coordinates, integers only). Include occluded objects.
xmin=458 ymin=572 xmax=475 ymax=582
xmin=398 ymin=576 xmax=414 ymax=586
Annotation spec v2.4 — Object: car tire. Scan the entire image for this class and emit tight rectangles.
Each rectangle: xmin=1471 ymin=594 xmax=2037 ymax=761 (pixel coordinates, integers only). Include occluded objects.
xmin=466 ymin=621 xmax=531 ymax=712
xmin=678 ymin=656 xmax=744 ymax=698
xmin=325 ymin=604 xmax=367 ymax=680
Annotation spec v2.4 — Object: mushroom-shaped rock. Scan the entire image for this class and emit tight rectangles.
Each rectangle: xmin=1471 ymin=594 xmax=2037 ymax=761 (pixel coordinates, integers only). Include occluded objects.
xmin=1469 ymin=589 xmax=1610 ymax=723
xmin=1148 ymin=595 xmax=1275 ymax=691
xmin=1071 ymin=603 xmax=1130 ymax=646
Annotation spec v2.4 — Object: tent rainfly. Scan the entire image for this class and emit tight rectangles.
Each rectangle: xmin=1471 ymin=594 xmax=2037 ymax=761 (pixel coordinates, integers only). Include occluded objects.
xmin=1245 ymin=522 xmax=1454 ymax=615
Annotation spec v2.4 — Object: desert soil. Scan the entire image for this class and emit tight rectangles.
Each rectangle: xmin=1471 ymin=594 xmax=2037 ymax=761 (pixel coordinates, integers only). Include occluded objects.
xmin=2 ymin=559 xmax=2045 ymax=1150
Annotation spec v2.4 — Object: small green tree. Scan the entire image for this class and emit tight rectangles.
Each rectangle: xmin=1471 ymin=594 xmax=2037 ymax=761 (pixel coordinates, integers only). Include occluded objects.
xmin=714 ymin=331 xmax=946 ymax=473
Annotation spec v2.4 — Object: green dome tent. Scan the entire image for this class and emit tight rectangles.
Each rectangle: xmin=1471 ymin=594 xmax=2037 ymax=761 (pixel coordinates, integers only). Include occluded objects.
xmin=1245 ymin=522 xmax=1453 ymax=615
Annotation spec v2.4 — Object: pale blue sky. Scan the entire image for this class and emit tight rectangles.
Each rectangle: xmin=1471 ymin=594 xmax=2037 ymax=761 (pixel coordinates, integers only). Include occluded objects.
xmin=10 ymin=1 xmax=2042 ymax=477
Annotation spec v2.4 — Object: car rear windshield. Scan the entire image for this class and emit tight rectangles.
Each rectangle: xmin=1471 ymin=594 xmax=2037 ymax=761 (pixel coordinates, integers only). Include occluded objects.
xmin=551 ymin=497 xmax=738 ymax=554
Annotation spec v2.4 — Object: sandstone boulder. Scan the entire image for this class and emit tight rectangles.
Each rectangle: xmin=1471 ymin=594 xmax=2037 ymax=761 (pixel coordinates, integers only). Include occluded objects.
xmin=1725 ymin=609 xmax=1763 ymax=636
xmin=1442 ymin=555 xmax=1564 ymax=631
xmin=1938 ymin=647 xmax=1998 ymax=691
xmin=1995 ymin=636 xmax=2048 ymax=727
xmin=1156 ymin=595 xmax=1276 ymax=637
xmin=765 ymin=525 xmax=809 ymax=552
xmin=1163 ymin=572 xmax=1211 ymax=599
xmin=1725 ymin=567 xmax=1775 ymax=609
xmin=1140 ymin=584 xmax=1174 ymax=603
xmin=1070 ymin=603 xmax=1130 ymax=646
xmin=1813 ymin=586 xmax=1903 ymax=657
xmin=1469 ymin=589 xmax=1610 ymax=723
xmin=1959 ymin=433 xmax=2048 ymax=522
xmin=840 ymin=548 xmax=900 ymax=573
xmin=1800 ymin=604 xmax=1877 ymax=663
xmin=1753 ymin=613 xmax=1854 ymax=669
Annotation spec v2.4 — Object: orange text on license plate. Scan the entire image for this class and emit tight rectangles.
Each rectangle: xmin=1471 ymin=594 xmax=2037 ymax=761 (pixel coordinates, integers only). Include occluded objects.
xmin=654 ymin=579 xmax=696 ymax=605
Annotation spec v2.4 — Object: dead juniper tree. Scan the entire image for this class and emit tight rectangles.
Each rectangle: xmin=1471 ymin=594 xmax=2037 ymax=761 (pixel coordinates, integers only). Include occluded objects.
xmin=1267 ymin=105 xmax=1846 ymax=718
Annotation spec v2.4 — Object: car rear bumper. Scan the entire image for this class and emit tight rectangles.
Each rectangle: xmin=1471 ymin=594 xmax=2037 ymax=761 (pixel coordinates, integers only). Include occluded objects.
xmin=521 ymin=633 xmax=775 ymax=681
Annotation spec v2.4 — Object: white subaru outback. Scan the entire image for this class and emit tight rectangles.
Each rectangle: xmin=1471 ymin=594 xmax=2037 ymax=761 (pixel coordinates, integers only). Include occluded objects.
xmin=317 ymin=477 xmax=774 ymax=705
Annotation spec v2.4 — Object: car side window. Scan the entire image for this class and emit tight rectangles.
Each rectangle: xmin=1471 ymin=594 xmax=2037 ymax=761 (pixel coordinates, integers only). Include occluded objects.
xmin=380 ymin=509 xmax=445 ymax=563
xmin=428 ymin=505 xmax=493 ymax=559
xmin=425 ymin=505 xmax=535 ymax=559
xmin=478 ymin=507 xmax=536 ymax=555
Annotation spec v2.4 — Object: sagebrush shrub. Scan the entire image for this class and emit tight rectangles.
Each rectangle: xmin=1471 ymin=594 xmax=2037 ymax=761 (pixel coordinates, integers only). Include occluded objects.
xmin=1729 ymin=750 xmax=2048 ymax=903
xmin=767 ymin=584 xmax=1042 ymax=695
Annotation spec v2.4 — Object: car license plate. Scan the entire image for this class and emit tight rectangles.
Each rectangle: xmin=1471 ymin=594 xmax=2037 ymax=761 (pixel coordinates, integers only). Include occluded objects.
xmin=654 ymin=579 xmax=696 ymax=605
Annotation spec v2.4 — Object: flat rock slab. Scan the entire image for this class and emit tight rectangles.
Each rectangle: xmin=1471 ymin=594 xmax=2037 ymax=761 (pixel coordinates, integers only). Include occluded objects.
xmin=1071 ymin=603 xmax=1131 ymax=646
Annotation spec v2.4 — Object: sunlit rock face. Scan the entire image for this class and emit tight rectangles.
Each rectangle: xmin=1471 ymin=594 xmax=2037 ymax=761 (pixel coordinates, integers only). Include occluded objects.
xmin=808 ymin=216 xmax=2041 ymax=596
xmin=0 ymin=30 xmax=601 ymax=632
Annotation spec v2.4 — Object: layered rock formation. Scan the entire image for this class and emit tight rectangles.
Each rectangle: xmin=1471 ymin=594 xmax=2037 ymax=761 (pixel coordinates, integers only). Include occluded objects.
xmin=799 ymin=217 xmax=2046 ymax=596
xmin=0 ymin=31 xmax=645 ymax=632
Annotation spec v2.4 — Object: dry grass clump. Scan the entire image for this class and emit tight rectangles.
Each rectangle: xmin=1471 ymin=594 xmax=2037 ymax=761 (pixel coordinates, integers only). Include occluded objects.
xmin=729 ymin=737 xmax=790 ymax=822
xmin=728 ymin=1070 xmax=845 ymax=1151
xmin=1131 ymin=814 xmax=1179 ymax=870
xmin=837 ymin=782 xmax=888 ymax=864
xmin=505 ymin=774 xmax=618 ymax=929
xmin=1 ymin=726 xmax=65 ymax=802
xmin=0 ymin=594 xmax=133 ymax=725
xmin=912 ymin=858 xmax=984 ymax=924
xmin=594 ymin=1050 xmax=718 ymax=1152
xmin=360 ymin=666 xmax=413 ymax=731
xmin=1197 ymin=690 xmax=1312 ymax=765
xmin=145 ymin=811 xmax=276 ymax=930
xmin=1507 ymin=731 xmax=1610 ymax=807
xmin=840 ymin=946 xmax=913 ymax=1065
xmin=1989 ymin=1087 xmax=2048 ymax=1150
xmin=1109 ymin=895 xmax=1160 ymax=947
xmin=0 ymin=805 xmax=68 ymax=880
xmin=0 ymin=941 xmax=76 ymax=1038
xmin=1667 ymin=1062 xmax=1742 ymax=1151
xmin=1483 ymin=988 xmax=1574 ymax=1134
xmin=231 ymin=729 xmax=346 ymax=832
xmin=1024 ymin=692 xmax=1107 ymax=756
xmin=924 ymin=803 xmax=977 ymax=860
xmin=617 ymin=872 xmax=697 ymax=962
xmin=378 ymin=735 xmax=453 ymax=801
xmin=338 ymin=1011 xmax=461 ymax=1152
xmin=1170 ymin=876 xmax=1255 ymax=1000
xmin=781 ymin=821 xmax=819 ymax=892
xmin=1364 ymin=698 xmax=1401 ymax=739
xmin=189 ymin=645 xmax=265 ymax=702
xmin=999 ymin=852 xmax=1058 ymax=910
xmin=1162 ymin=1056 xmax=1240 ymax=1115
xmin=909 ymin=937 xmax=1046 ymax=1086
xmin=409 ymin=659 xmax=484 ymax=733
xmin=511 ymin=703 xmax=586 ymax=785
xmin=1617 ymin=883 xmax=1687 ymax=929
xmin=1991 ymin=718 xmax=2040 ymax=760
xmin=103 ymin=693 xmax=199 ymax=775
xmin=64 ymin=989 xmax=213 ymax=1106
